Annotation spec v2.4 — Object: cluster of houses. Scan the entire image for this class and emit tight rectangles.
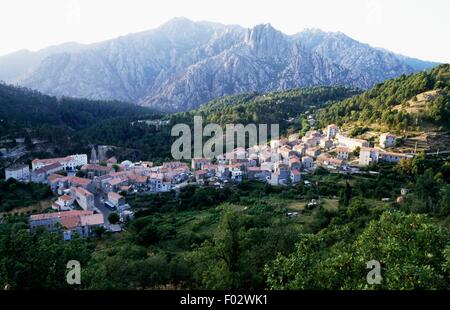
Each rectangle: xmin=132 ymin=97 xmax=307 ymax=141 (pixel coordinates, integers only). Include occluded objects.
xmin=4 ymin=126 xmax=414 ymax=240
xmin=190 ymin=124 xmax=412 ymax=186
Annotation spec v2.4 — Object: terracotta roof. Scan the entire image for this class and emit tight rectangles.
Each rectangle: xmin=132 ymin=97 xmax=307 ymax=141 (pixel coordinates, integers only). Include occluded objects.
xmin=33 ymin=156 xmax=73 ymax=167
xmin=74 ymin=187 xmax=93 ymax=197
xmin=80 ymin=213 xmax=104 ymax=226
xmin=81 ymin=164 xmax=112 ymax=172
xmin=31 ymin=210 xmax=102 ymax=230
xmin=107 ymin=178 xmax=125 ymax=186
xmin=68 ymin=176 xmax=92 ymax=187
xmin=34 ymin=162 xmax=63 ymax=174
xmin=59 ymin=195 xmax=73 ymax=202
xmin=48 ymin=173 xmax=65 ymax=183
xmin=336 ymin=146 xmax=351 ymax=153
xmin=110 ymin=171 xmax=128 ymax=177
xmin=120 ymin=185 xmax=131 ymax=191
xmin=61 ymin=215 xmax=81 ymax=230
xmin=30 ymin=210 xmax=92 ymax=221
xmin=195 ymin=169 xmax=208 ymax=175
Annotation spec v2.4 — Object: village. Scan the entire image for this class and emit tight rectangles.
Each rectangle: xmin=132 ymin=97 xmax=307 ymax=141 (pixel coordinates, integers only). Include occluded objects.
xmin=3 ymin=124 xmax=414 ymax=240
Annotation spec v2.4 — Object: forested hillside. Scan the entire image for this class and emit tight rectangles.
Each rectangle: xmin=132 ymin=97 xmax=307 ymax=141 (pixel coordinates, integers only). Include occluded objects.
xmin=173 ymin=86 xmax=359 ymax=134
xmin=316 ymin=64 xmax=450 ymax=131
xmin=0 ymin=83 xmax=155 ymax=134
xmin=0 ymin=83 xmax=163 ymax=163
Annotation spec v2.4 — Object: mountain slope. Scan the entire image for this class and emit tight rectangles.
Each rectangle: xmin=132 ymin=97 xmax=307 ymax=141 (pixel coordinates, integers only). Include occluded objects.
xmin=5 ymin=18 xmax=440 ymax=112
xmin=0 ymin=42 xmax=86 ymax=82
xmin=316 ymin=64 xmax=450 ymax=131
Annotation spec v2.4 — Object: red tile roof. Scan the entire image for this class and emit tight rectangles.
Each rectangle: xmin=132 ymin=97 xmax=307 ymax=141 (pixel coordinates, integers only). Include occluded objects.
xmin=59 ymin=195 xmax=73 ymax=201
xmin=30 ymin=210 xmax=92 ymax=221
xmin=68 ymin=176 xmax=92 ymax=187
xmin=74 ymin=187 xmax=93 ymax=197
xmin=34 ymin=162 xmax=63 ymax=174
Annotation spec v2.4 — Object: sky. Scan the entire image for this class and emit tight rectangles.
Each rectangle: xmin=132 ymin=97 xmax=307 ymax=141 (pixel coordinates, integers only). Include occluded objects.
xmin=0 ymin=0 xmax=449 ymax=62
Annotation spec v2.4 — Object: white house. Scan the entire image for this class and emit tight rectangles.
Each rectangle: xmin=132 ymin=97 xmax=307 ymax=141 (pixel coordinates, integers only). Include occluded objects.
xmin=336 ymin=146 xmax=351 ymax=160
xmin=32 ymin=154 xmax=87 ymax=171
xmin=5 ymin=164 xmax=30 ymax=182
xmin=359 ymin=148 xmax=380 ymax=166
xmin=379 ymin=133 xmax=396 ymax=149
xmin=379 ymin=151 xmax=410 ymax=163
xmin=337 ymin=134 xmax=369 ymax=151
xmin=72 ymin=187 xmax=95 ymax=211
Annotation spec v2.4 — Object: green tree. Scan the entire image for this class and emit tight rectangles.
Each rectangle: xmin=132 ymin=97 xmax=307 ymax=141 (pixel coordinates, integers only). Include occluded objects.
xmin=437 ymin=185 xmax=450 ymax=217
xmin=353 ymin=211 xmax=448 ymax=289
xmin=108 ymin=212 xmax=120 ymax=224
xmin=75 ymin=170 xmax=86 ymax=178
xmin=340 ymin=181 xmax=352 ymax=207
xmin=265 ymin=211 xmax=449 ymax=290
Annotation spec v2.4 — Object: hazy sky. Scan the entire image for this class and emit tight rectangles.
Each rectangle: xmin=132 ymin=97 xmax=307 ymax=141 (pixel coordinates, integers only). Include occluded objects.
xmin=0 ymin=0 xmax=449 ymax=62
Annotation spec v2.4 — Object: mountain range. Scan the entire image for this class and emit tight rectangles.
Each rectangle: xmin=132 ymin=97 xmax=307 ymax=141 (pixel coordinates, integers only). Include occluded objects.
xmin=0 ymin=17 xmax=439 ymax=112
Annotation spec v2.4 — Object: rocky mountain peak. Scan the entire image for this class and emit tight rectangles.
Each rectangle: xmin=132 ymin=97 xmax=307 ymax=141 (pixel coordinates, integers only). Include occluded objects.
xmin=244 ymin=23 xmax=288 ymax=56
xmin=2 ymin=19 xmax=438 ymax=112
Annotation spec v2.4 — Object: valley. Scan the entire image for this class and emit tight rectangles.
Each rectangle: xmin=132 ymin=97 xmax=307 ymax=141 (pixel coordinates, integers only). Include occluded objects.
xmin=0 ymin=17 xmax=449 ymax=292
